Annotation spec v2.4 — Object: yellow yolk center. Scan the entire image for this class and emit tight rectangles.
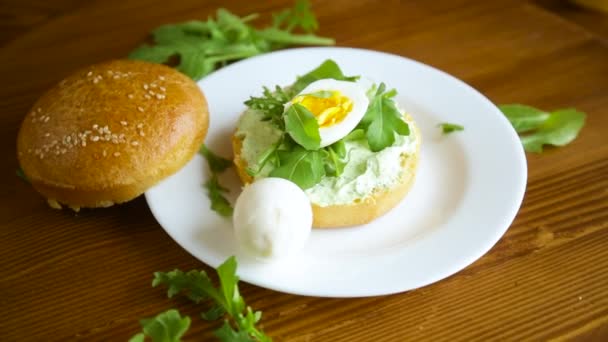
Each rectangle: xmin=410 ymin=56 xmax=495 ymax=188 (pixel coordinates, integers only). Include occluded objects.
xmin=292 ymin=90 xmax=353 ymax=128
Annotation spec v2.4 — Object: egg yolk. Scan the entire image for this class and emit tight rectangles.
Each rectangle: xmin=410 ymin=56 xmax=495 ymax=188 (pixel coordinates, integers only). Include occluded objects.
xmin=292 ymin=91 xmax=353 ymax=128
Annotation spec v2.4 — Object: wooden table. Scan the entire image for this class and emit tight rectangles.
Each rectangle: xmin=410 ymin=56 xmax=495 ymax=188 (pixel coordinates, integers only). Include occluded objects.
xmin=2 ymin=0 xmax=607 ymax=340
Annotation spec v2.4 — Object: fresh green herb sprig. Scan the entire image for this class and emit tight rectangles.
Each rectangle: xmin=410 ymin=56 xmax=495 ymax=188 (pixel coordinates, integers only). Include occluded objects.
xmin=129 ymin=0 xmax=334 ymax=80
xmin=129 ymin=309 xmax=190 ymax=342
xmin=130 ymin=257 xmax=270 ymax=342
xmin=16 ymin=167 xmax=29 ymax=183
xmin=438 ymin=123 xmax=464 ymax=135
xmin=200 ymin=145 xmax=234 ymax=217
xmin=499 ymin=104 xmax=586 ymax=153
xmin=357 ymin=83 xmax=410 ymax=152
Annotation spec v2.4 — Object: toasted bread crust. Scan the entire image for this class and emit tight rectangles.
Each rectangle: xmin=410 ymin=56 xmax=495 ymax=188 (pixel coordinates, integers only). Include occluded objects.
xmin=232 ymin=119 xmax=421 ymax=228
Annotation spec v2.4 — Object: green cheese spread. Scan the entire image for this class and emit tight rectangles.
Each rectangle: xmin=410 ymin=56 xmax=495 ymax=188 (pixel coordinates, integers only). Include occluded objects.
xmin=235 ymin=104 xmax=418 ymax=207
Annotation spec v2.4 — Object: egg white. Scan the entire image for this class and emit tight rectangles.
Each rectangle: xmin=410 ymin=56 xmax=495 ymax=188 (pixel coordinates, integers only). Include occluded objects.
xmin=293 ymin=79 xmax=369 ymax=148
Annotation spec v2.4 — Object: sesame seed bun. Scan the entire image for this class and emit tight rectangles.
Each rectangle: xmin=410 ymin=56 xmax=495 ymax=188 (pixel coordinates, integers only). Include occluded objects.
xmin=17 ymin=60 xmax=209 ymax=210
xmin=232 ymin=115 xmax=421 ymax=228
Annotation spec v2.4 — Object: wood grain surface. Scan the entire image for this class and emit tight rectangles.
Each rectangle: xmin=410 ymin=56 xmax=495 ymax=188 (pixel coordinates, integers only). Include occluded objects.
xmin=2 ymin=0 xmax=607 ymax=340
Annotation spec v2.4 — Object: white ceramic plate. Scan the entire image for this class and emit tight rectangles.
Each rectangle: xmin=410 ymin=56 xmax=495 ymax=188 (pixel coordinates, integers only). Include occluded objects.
xmin=145 ymin=47 xmax=527 ymax=298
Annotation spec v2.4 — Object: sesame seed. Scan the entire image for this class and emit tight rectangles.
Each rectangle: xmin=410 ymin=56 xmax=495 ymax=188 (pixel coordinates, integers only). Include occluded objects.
xmin=149 ymin=90 xmax=155 ymax=96
xmin=143 ymin=84 xmax=149 ymax=90
xmin=55 ymin=150 xmax=60 ymax=155
xmin=61 ymin=149 xmax=67 ymax=154
xmin=39 ymin=154 xmax=44 ymax=159
xmin=120 ymin=121 xmax=128 ymax=126
xmin=144 ymin=94 xmax=151 ymax=100
xmin=113 ymin=152 xmax=121 ymax=157
xmin=137 ymin=106 xmax=144 ymax=112
xmin=103 ymin=125 xmax=109 ymax=132
xmin=113 ymin=75 xmax=120 ymax=79
xmin=156 ymin=94 xmax=164 ymax=100
xmin=44 ymin=116 xmax=50 ymax=122
xmin=159 ymin=86 xmax=166 ymax=92
xmin=97 ymin=75 xmax=103 ymax=80
xmin=139 ymin=131 xmax=145 ymax=137
xmin=107 ymin=70 xmax=113 ymax=75
xmin=159 ymin=76 xmax=165 ymax=81
xmin=150 ymin=83 xmax=157 ymax=88
xmin=37 ymin=107 xmax=42 ymax=113
xmin=66 ymin=136 xmax=71 ymax=143
xmin=128 ymin=94 xmax=134 ymax=99
xmin=104 ymin=134 xmax=111 ymax=141
xmin=91 ymin=136 xmax=100 ymax=142
xmin=87 ymin=71 xmax=93 ymax=76
xmin=131 ymin=141 xmax=139 ymax=146
xmin=81 ymin=141 xmax=86 ymax=147
xmin=45 ymin=133 xmax=50 ymax=137
xmin=93 ymin=124 xmax=98 ymax=129
xmin=93 ymin=79 xmax=99 ymax=84
xmin=102 ymin=150 xmax=107 ymax=157
xmin=137 ymin=123 xmax=144 ymax=129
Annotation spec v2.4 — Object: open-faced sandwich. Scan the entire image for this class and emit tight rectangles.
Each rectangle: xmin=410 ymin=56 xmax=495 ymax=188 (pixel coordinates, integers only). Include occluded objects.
xmin=232 ymin=60 xmax=421 ymax=228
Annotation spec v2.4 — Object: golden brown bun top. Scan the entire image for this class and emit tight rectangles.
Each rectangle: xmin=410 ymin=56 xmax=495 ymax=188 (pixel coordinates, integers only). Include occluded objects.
xmin=17 ymin=59 xmax=209 ymax=192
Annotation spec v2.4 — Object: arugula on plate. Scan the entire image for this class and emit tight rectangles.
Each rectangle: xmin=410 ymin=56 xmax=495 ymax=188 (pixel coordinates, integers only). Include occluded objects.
xmin=438 ymin=122 xmax=464 ymax=135
xmin=357 ymin=83 xmax=410 ymax=152
xmin=242 ymin=59 xmax=363 ymax=187
xmin=199 ymin=145 xmax=234 ymax=217
xmin=499 ymin=104 xmax=586 ymax=153
xmin=129 ymin=0 xmax=334 ymax=80
xmin=131 ymin=257 xmax=270 ymax=342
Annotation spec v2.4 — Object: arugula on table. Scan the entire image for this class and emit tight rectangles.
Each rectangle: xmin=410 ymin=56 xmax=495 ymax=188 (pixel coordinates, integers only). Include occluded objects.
xmin=499 ymin=104 xmax=586 ymax=153
xmin=128 ymin=0 xmax=334 ymax=80
xmin=438 ymin=122 xmax=464 ymax=135
xmin=199 ymin=145 xmax=233 ymax=217
xmin=357 ymin=83 xmax=410 ymax=152
xmin=129 ymin=309 xmax=190 ymax=342
xmin=16 ymin=167 xmax=29 ymax=183
xmin=130 ymin=257 xmax=270 ymax=342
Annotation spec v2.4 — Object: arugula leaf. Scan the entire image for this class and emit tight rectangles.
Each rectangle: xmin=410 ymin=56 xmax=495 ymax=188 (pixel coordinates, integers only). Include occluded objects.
xmin=129 ymin=1 xmax=333 ymax=80
xmin=344 ymin=128 xmax=366 ymax=141
xmin=499 ymin=104 xmax=550 ymax=132
xmin=438 ymin=123 xmax=464 ymax=134
xmin=201 ymin=306 xmax=226 ymax=321
xmin=359 ymin=84 xmax=410 ymax=152
xmin=214 ymin=321 xmax=254 ymax=342
xmin=16 ymin=167 xmax=29 ymax=183
xmin=519 ymin=109 xmax=586 ymax=153
xmin=272 ymin=0 xmax=318 ymax=32
xmin=200 ymin=145 xmax=232 ymax=173
xmin=244 ymin=86 xmax=292 ymax=127
xmin=499 ymin=104 xmax=586 ymax=152
xmin=129 ymin=309 xmax=191 ymax=342
xmin=270 ymin=147 xmax=325 ymax=189
xmin=284 ymin=103 xmax=321 ymax=150
xmin=291 ymin=59 xmax=359 ymax=94
xmin=151 ymin=257 xmax=271 ymax=342
xmin=199 ymin=145 xmax=234 ymax=217
xmin=153 ymin=269 xmax=221 ymax=304
xmin=204 ymin=176 xmax=233 ymax=217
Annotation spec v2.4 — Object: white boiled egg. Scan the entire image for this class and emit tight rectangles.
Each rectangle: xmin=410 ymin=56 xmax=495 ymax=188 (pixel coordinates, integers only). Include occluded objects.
xmin=233 ymin=178 xmax=312 ymax=261
xmin=290 ymin=79 xmax=369 ymax=148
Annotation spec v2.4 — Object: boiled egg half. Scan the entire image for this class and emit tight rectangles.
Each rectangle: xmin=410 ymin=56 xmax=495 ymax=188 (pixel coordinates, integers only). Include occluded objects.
xmin=290 ymin=79 xmax=369 ymax=148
